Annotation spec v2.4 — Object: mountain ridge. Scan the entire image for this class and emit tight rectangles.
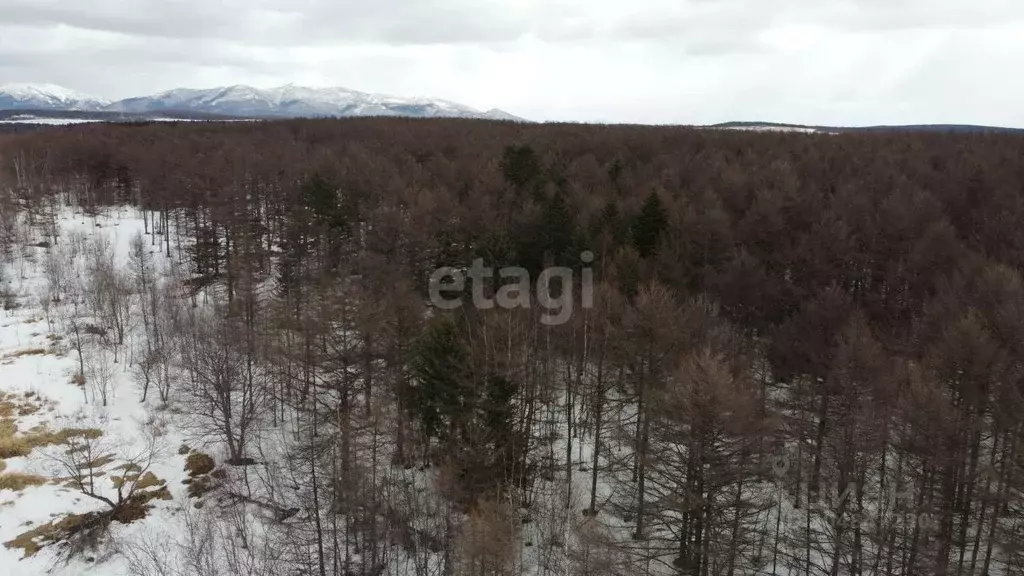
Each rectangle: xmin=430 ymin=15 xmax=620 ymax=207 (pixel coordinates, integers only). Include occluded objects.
xmin=709 ymin=120 xmax=1024 ymax=134
xmin=0 ymin=82 xmax=525 ymax=121
xmin=0 ymin=83 xmax=110 ymax=111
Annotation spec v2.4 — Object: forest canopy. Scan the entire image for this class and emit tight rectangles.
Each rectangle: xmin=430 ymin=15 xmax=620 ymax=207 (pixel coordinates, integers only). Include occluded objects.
xmin=2 ymin=118 xmax=1024 ymax=575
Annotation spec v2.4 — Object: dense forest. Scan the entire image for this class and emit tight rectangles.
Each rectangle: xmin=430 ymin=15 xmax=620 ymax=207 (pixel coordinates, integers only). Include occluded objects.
xmin=2 ymin=118 xmax=1024 ymax=576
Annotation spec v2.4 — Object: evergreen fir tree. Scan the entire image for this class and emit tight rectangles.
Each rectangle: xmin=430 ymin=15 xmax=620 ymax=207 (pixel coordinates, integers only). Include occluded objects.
xmin=408 ymin=316 xmax=473 ymax=444
xmin=631 ymin=191 xmax=668 ymax=258
xmin=500 ymin=144 xmax=543 ymax=190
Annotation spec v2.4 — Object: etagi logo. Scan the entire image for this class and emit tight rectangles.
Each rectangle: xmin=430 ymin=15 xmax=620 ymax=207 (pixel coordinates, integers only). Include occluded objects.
xmin=428 ymin=252 xmax=595 ymax=326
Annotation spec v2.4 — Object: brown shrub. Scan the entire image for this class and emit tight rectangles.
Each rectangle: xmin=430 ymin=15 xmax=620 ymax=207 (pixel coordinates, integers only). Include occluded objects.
xmin=112 ymin=486 xmax=172 ymax=523
xmin=186 ymin=475 xmax=218 ymax=499
xmin=454 ymin=497 xmax=520 ymax=576
xmin=185 ymin=452 xmax=215 ymax=477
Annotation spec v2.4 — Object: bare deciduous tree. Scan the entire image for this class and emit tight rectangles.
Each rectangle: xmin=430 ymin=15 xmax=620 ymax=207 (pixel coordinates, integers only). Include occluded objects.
xmin=43 ymin=421 xmax=165 ymax=512
xmin=182 ymin=308 xmax=265 ymax=464
xmin=86 ymin=343 xmax=116 ymax=406
xmin=84 ymin=233 xmax=131 ymax=361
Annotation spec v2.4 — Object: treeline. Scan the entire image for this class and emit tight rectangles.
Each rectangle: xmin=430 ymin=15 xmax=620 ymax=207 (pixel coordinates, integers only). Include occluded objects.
xmin=3 ymin=118 xmax=1024 ymax=575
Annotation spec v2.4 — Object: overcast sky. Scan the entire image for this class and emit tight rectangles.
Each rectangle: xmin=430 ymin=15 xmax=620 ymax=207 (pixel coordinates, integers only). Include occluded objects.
xmin=1 ymin=0 xmax=1022 ymax=126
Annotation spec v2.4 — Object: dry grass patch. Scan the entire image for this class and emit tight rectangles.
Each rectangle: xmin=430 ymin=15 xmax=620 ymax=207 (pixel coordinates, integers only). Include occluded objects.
xmin=3 ymin=482 xmax=173 ymax=558
xmin=0 ymin=392 xmax=48 ymax=420
xmin=0 ymin=420 xmax=102 ymax=460
xmin=183 ymin=453 xmax=222 ymax=499
xmin=76 ymin=454 xmax=116 ymax=470
xmin=112 ymin=486 xmax=172 ymax=523
xmin=2 ymin=347 xmax=49 ymax=361
xmin=0 ymin=396 xmax=111 ymax=504
xmin=0 ymin=472 xmax=47 ymax=492
xmin=60 ymin=478 xmax=92 ymax=490
xmin=184 ymin=474 xmax=218 ymax=499
xmin=3 ymin=513 xmax=89 ymax=558
xmin=135 ymin=472 xmax=163 ymax=490
xmin=185 ymin=452 xmax=215 ymax=477
xmin=111 ymin=471 xmax=163 ymax=491
xmin=1 ymin=416 xmax=17 ymax=436
xmin=0 ymin=438 xmax=30 ymax=459
xmin=0 ymin=434 xmax=30 ymax=457
xmin=34 ymin=427 xmax=103 ymax=448
xmin=0 ymin=418 xmax=30 ymax=459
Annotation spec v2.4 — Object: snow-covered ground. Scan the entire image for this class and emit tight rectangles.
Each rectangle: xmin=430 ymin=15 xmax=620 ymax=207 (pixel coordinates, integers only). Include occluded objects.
xmin=0 ymin=209 xmax=198 ymax=575
xmin=719 ymin=124 xmax=821 ymax=133
xmin=0 ymin=116 xmax=215 ymax=126
xmin=0 ymin=117 xmax=101 ymax=126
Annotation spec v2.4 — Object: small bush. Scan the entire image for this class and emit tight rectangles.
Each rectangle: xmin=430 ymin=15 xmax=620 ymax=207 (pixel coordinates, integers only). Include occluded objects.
xmin=83 ymin=325 xmax=107 ymax=338
xmin=185 ymin=452 xmax=215 ymax=477
xmin=113 ymin=486 xmax=172 ymax=523
xmin=1 ymin=290 xmax=17 ymax=311
xmin=186 ymin=475 xmax=217 ymax=499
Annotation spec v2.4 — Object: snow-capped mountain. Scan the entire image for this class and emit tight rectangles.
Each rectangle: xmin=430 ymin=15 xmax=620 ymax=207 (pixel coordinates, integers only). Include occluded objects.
xmin=0 ymin=83 xmax=110 ymax=111
xmin=106 ymin=84 xmax=524 ymax=121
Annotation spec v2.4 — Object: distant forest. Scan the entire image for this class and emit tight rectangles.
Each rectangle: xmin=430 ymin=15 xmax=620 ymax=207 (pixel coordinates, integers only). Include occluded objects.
xmin=3 ymin=118 xmax=1024 ymax=575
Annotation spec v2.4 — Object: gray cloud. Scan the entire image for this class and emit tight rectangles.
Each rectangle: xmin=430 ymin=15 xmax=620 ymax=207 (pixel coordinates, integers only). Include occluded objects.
xmin=1 ymin=0 xmax=1023 ymax=126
